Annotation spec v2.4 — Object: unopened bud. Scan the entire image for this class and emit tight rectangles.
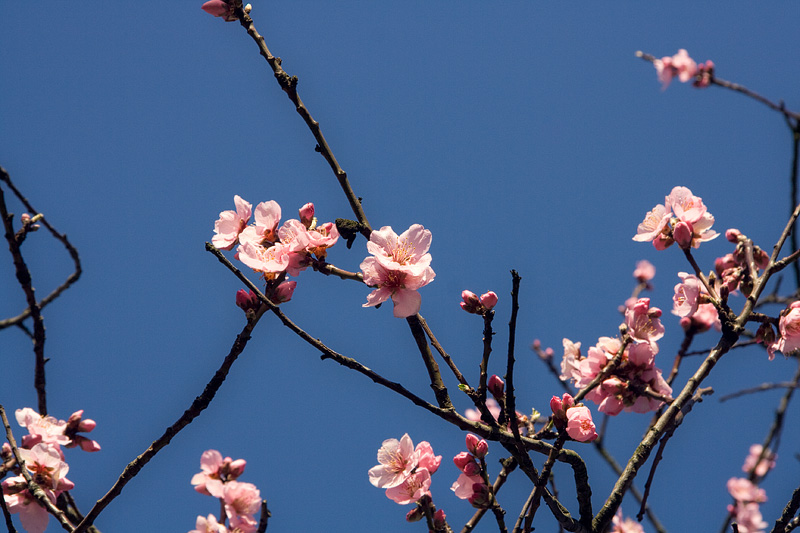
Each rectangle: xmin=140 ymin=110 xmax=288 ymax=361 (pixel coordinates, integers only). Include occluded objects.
xmin=236 ymin=289 xmax=260 ymax=312
xmin=487 ymin=375 xmax=505 ymax=399
xmin=272 ymin=281 xmax=297 ymax=303
xmin=299 ymin=202 xmax=315 ymax=228
xmin=673 ymin=221 xmax=693 ymax=249
xmin=725 ymin=228 xmax=742 ymax=243
xmin=479 ymin=291 xmax=498 ymax=310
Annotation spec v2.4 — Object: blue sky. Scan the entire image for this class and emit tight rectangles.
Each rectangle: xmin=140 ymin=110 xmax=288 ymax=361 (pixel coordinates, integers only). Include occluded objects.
xmin=2 ymin=3 xmax=800 ymax=532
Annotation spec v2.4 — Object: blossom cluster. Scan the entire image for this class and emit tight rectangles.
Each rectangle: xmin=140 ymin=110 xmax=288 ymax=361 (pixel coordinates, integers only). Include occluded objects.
xmin=189 ymin=449 xmax=262 ymax=533
xmin=727 ymin=478 xmax=768 ymax=533
xmin=672 ymin=272 xmax=720 ymax=333
xmin=2 ymin=408 xmax=100 ymax=533
xmin=634 ymin=186 xmax=718 ymax=250
xmin=368 ymin=434 xmax=442 ymax=505
xmin=550 ymin=393 xmax=598 ymax=442
xmin=451 ymin=434 xmax=491 ymax=508
xmin=360 ymin=225 xmax=436 ymax=318
xmin=560 ymin=297 xmax=673 ymax=415
xmin=212 ymin=197 xmax=338 ymax=305
xmin=652 ymin=49 xmax=714 ymax=90
xmin=459 ymin=290 xmax=498 ymax=315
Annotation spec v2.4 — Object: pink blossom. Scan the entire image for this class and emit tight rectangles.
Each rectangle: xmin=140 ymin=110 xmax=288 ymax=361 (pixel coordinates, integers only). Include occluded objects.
xmin=2 ymin=483 xmax=55 ymax=533
xmin=769 ymin=301 xmax=800 ymax=359
xmin=361 ymin=225 xmax=435 ymax=318
xmin=368 ymin=434 xmax=417 ymax=489
xmin=680 ymin=302 xmax=720 ymax=333
xmin=212 ymin=195 xmax=252 ymax=250
xmin=653 ymin=49 xmax=698 ymax=89
xmin=633 ymin=204 xmax=670 ymax=243
xmin=201 ymin=0 xmax=236 ymax=21
xmin=480 ymin=291 xmax=498 ymax=310
xmin=626 ymin=341 xmax=657 ymax=367
xmin=451 ymin=472 xmax=485 ymax=500
xmin=464 ymin=398 xmax=501 ymax=423
xmin=385 ymin=469 xmax=431 ymax=505
xmin=305 ymin=221 xmax=339 ymax=259
xmin=610 ymin=510 xmax=644 ymax=533
xmin=238 ymin=200 xmax=281 ymax=247
xmin=237 ymin=241 xmax=290 ymax=276
xmin=666 ymin=186 xmax=707 ymax=224
xmin=565 ymin=405 xmax=598 ymax=442
xmin=272 ymin=280 xmax=297 ymax=303
xmin=550 ymin=393 xmax=576 ymax=423
xmin=560 ymin=338 xmax=583 ymax=382
xmin=191 ymin=449 xmax=247 ymax=498
xmin=742 ymin=445 xmax=777 ymax=477
xmin=414 ymin=441 xmax=442 ymax=475
xmin=15 ymin=408 xmax=70 ymax=449
xmin=633 ymin=260 xmax=655 ymax=283
xmin=190 ymin=514 xmax=229 ymax=533
xmin=673 ymin=272 xmax=701 ymax=317
xmin=299 ymin=202 xmax=315 ymax=227
xmin=728 ymin=501 xmax=767 ymax=533
xmin=727 ymin=478 xmax=766 ymax=503
xmin=453 ymin=452 xmax=481 ymax=476
xmin=223 ymin=481 xmax=261 ymax=525
xmin=694 ymin=60 xmax=715 ymax=89
xmin=487 ymin=375 xmax=505 ymax=399
xmin=19 ymin=443 xmax=74 ymax=492
xmin=625 ymin=298 xmax=665 ymax=344
xmin=63 ymin=410 xmax=101 ymax=452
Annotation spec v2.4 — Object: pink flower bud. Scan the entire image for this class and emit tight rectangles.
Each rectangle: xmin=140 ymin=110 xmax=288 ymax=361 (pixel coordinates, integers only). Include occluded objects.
xmin=236 ymin=289 xmax=260 ymax=312
xmin=1 ymin=443 xmax=11 ymax=461
xmin=532 ymin=339 xmax=541 ymax=349
xmin=653 ymin=233 xmax=674 ymax=250
xmin=20 ymin=213 xmax=31 ymax=223
xmin=468 ymin=483 xmax=491 ymax=509
xmin=754 ymin=248 xmax=770 ymax=270
xmin=673 ymin=221 xmax=693 ymax=249
xmin=633 ymin=260 xmax=656 ymax=282
xmin=273 ymin=281 xmax=297 ymax=303
xmin=465 ymin=434 xmax=488 ymax=459
xmin=544 ymin=347 xmax=554 ymax=358
xmin=453 ymin=451 xmax=479 ymax=475
xmin=201 ymin=0 xmax=236 ymax=21
xmin=299 ymin=202 xmax=315 ymax=227
xmin=479 ymin=291 xmax=498 ymax=310
xmin=726 ymin=228 xmax=742 ymax=243
xmin=432 ymin=509 xmax=446 ymax=529
xmin=460 ymin=290 xmax=481 ymax=314
xmin=78 ymin=419 xmax=97 ymax=432
xmin=228 ymin=458 xmax=247 ymax=479
xmin=77 ymin=437 xmax=102 ymax=452
xmin=487 ymin=375 xmax=505 ymax=399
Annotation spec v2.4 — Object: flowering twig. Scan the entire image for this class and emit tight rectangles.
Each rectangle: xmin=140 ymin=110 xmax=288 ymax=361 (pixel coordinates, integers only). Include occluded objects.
xmin=229 ymin=0 xmax=372 ymax=240
xmin=461 ymin=457 xmax=517 ymax=533
xmin=0 ymin=174 xmax=48 ymax=415
xmin=0 ymin=167 xmax=82 ymax=331
xmin=72 ymin=305 xmax=270 ymax=532
xmin=0 ymin=405 xmax=75 ymax=531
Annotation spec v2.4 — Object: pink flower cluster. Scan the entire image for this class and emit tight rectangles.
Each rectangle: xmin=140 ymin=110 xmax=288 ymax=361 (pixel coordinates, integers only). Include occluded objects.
xmin=460 ymin=290 xmax=498 ymax=315
xmin=368 ymin=434 xmax=442 ymax=505
xmin=652 ymin=49 xmax=714 ymax=89
xmin=672 ymin=272 xmax=720 ymax=333
xmin=727 ymin=478 xmax=768 ymax=533
xmin=190 ymin=449 xmax=262 ymax=533
xmin=550 ymin=393 xmax=598 ymax=442
xmin=560 ymin=299 xmax=673 ymax=415
xmin=610 ymin=510 xmax=645 ymax=533
xmin=633 ymin=186 xmax=718 ymax=250
xmin=451 ymin=434 xmax=491 ymax=508
xmin=212 ymin=197 xmax=338 ymax=305
xmin=361 ymin=225 xmax=435 ymax=318
xmin=742 ymin=444 xmax=776 ymax=478
xmin=715 ymin=229 xmax=770 ymax=297
xmin=767 ymin=301 xmax=800 ymax=360
xmin=2 ymin=408 xmax=99 ymax=533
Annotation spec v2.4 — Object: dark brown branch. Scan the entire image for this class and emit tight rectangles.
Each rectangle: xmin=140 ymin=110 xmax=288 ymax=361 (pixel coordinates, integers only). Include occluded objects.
xmin=257 ymin=500 xmax=271 ymax=533
xmin=230 ymin=1 xmax=372 ymax=240
xmin=72 ymin=306 xmax=270 ymax=532
xmin=418 ymin=315 xmax=471 ymax=388
xmin=720 ymin=381 xmax=800 ymax=402
xmin=0 ymin=172 xmax=48 ymax=415
xmin=773 ymin=486 xmax=800 ymax=533
xmin=407 ymin=315 xmax=454 ymax=410
xmin=0 ymin=167 xmax=82 ymax=331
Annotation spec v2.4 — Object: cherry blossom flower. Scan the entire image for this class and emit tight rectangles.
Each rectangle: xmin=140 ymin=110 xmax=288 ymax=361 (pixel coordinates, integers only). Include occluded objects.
xmin=633 ymin=204 xmax=670 ymax=243
xmin=19 ymin=443 xmax=74 ymax=492
xmin=625 ymin=298 xmax=664 ymax=344
xmin=742 ymin=444 xmax=777 ymax=478
xmin=212 ymin=195 xmax=252 ymax=250
xmin=385 ymin=469 xmax=432 ymax=505
xmin=238 ymin=201 xmax=282 ymax=247
xmin=673 ymin=272 xmax=702 ymax=318
xmin=414 ymin=441 xmax=442 ymax=475
xmin=653 ymin=49 xmax=698 ymax=89
xmin=15 ymin=408 xmax=70 ymax=448
xmin=565 ymin=405 xmax=598 ymax=442
xmin=633 ymin=260 xmax=655 ymax=283
xmin=192 ymin=449 xmax=247 ymax=498
xmin=680 ymin=302 xmax=720 ymax=333
xmin=237 ymin=241 xmax=291 ymax=276
xmin=361 ymin=225 xmax=435 ymax=318
xmin=633 ymin=186 xmax=718 ymax=250
xmin=727 ymin=478 xmax=766 ymax=503
xmin=451 ymin=472 xmax=485 ymax=501
xmin=560 ymin=338 xmax=583 ymax=382
xmin=464 ymin=398 xmax=502 ymax=423
xmin=610 ymin=510 xmax=645 ymax=533
xmin=368 ymin=434 xmax=418 ymax=489
xmin=223 ymin=481 xmax=261 ymax=528
xmin=190 ymin=514 xmax=229 ymax=533
xmin=769 ymin=301 xmax=800 ymax=359
xmin=2 ymin=483 xmax=55 ymax=533
xmin=728 ymin=501 xmax=767 ymax=533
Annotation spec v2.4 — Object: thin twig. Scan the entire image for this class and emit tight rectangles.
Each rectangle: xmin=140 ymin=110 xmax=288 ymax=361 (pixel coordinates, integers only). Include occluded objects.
xmin=418 ymin=315 xmax=471 ymax=388
xmin=72 ymin=306 xmax=270 ymax=532
xmin=462 ymin=457 xmax=517 ymax=533
xmin=407 ymin=315 xmax=454 ymax=410
xmin=773 ymin=486 xmax=800 ymax=533
xmin=0 ymin=167 xmax=82 ymax=331
xmin=257 ymin=500 xmax=271 ymax=533
xmin=0 ymin=173 xmax=48 ymax=415
xmin=230 ymin=1 xmax=372 ymax=240
xmin=720 ymin=381 xmax=800 ymax=402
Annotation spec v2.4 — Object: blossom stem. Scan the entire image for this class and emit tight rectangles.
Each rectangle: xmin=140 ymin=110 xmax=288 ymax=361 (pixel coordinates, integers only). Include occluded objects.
xmin=462 ymin=457 xmax=517 ymax=533
xmin=229 ymin=1 xmax=372 ymax=240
